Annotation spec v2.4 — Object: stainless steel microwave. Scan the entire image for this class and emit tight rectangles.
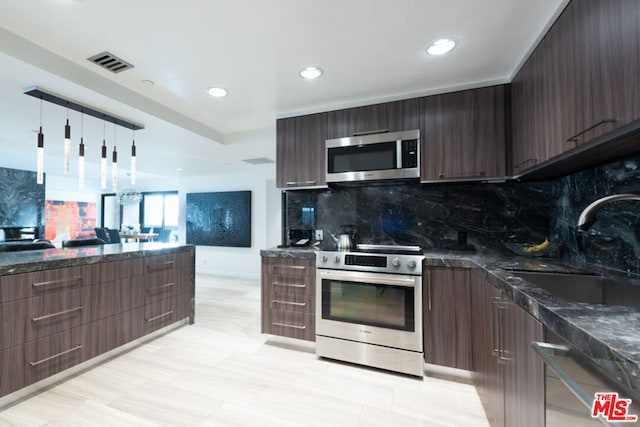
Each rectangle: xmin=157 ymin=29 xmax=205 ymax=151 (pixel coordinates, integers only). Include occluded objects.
xmin=325 ymin=129 xmax=420 ymax=183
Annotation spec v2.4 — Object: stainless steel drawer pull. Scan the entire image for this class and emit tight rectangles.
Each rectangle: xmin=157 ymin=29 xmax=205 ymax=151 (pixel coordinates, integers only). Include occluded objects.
xmin=146 ymin=310 xmax=174 ymax=322
xmin=32 ymin=306 xmax=84 ymax=323
xmin=32 ymin=277 xmax=83 ymax=288
xmin=274 ymin=265 xmax=306 ymax=271
xmin=147 ymin=283 xmax=174 ymax=292
xmin=272 ymin=300 xmax=306 ymax=307
xmin=427 ymin=270 xmax=432 ymax=311
xmin=285 ymin=180 xmax=317 ymax=186
xmin=273 ymin=282 xmax=306 ymax=288
xmin=29 ymin=345 xmax=82 ymax=366
xmin=147 ymin=261 xmax=175 ymax=271
xmin=272 ymin=322 xmax=306 ymax=330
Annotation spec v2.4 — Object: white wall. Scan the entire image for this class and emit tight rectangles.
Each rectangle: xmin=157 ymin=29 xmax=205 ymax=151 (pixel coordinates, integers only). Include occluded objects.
xmin=177 ymin=171 xmax=281 ymax=279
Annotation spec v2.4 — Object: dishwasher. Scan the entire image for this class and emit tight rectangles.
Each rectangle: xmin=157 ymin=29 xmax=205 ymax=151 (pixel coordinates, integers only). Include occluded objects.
xmin=533 ymin=331 xmax=639 ymax=426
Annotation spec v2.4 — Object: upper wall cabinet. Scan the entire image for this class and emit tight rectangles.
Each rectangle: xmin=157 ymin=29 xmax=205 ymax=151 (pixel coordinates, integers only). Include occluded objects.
xmin=420 ymin=85 xmax=507 ymax=181
xmin=326 ymin=99 xmax=420 ymax=139
xmin=512 ymin=0 xmax=640 ymax=175
xmin=276 ymin=112 xmax=328 ymax=189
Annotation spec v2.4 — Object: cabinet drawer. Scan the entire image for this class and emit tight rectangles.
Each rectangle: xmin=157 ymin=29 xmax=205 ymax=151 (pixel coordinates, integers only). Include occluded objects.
xmin=2 ymin=287 xmax=86 ymax=349
xmin=264 ymin=258 xmax=315 ymax=279
xmin=84 ymin=308 xmax=145 ymax=359
xmin=87 ymin=277 xmax=144 ymax=321
xmin=145 ymin=253 xmax=180 ymax=273
xmin=1 ymin=326 xmax=86 ymax=396
xmin=269 ymin=284 xmax=314 ymax=314
xmin=144 ymin=297 xmax=177 ymax=334
xmin=144 ymin=268 xmax=180 ymax=303
xmin=99 ymin=258 xmax=144 ymax=283
xmin=265 ymin=311 xmax=315 ymax=341
xmin=0 ymin=264 xmax=98 ymax=303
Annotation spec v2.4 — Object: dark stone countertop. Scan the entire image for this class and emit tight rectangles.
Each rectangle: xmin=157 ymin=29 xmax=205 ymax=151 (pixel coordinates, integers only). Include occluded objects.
xmin=0 ymin=242 xmax=194 ymax=276
xmin=260 ymin=246 xmax=319 ymax=260
xmin=261 ymin=246 xmax=640 ymax=397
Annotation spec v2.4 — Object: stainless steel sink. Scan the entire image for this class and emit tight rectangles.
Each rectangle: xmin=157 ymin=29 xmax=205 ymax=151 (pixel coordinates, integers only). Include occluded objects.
xmin=509 ymin=270 xmax=640 ymax=308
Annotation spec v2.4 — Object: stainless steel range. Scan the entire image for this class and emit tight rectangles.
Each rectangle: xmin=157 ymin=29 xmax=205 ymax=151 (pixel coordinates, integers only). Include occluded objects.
xmin=315 ymin=244 xmax=424 ymax=377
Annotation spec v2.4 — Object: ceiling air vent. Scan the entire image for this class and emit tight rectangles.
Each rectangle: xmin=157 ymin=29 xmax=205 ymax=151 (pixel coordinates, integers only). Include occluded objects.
xmin=242 ymin=157 xmax=274 ymax=165
xmin=87 ymin=51 xmax=134 ymax=73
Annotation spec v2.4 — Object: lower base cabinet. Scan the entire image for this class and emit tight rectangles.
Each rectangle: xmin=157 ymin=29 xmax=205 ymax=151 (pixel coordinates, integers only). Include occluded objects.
xmin=423 ymin=268 xmax=472 ymax=370
xmin=471 ymin=271 xmax=544 ymax=427
xmin=261 ymin=256 xmax=315 ymax=341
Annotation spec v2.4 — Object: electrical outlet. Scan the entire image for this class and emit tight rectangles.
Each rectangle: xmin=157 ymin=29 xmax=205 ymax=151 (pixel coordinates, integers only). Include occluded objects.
xmin=315 ymin=229 xmax=323 ymax=241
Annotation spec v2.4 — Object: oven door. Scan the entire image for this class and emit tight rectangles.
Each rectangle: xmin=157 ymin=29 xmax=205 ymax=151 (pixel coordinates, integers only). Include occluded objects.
xmin=316 ymin=269 xmax=422 ymax=352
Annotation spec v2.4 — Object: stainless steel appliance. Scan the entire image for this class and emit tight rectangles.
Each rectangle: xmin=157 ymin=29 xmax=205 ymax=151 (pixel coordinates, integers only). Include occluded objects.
xmin=325 ymin=129 xmax=420 ymax=183
xmin=534 ymin=331 xmax=640 ymax=426
xmin=315 ymin=244 xmax=424 ymax=377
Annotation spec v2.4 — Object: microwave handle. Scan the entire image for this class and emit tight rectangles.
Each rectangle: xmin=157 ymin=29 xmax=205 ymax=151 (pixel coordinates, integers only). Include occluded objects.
xmin=352 ymin=129 xmax=389 ymax=136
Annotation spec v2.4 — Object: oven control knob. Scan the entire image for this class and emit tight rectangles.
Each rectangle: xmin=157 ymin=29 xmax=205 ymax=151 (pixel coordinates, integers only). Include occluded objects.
xmin=321 ymin=255 xmax=328 ymax=263
xmin=334 ymin=255 xmax=341 ymax=263
xmin=391 ymin=258 xmax=401 ymax=268
xmin=407 ymin=260 xmax=417 ymax=269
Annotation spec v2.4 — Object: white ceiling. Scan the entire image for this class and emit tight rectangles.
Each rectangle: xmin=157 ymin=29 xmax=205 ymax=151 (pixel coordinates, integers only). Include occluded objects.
xmin=0 ymin=0 xmax=567 ymax=190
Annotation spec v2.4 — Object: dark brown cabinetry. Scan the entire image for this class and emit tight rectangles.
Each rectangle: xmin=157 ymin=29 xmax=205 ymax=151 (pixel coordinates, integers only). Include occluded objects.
xmin=512 ymin=0 xmax=640 ymax=174
xmin=326 ymin=99 xmax=420 ymax=139
xmin=423 ymin=268 xmax=472 ymax=370
xmin=420 ymin=85 xmax=507 ymax=181
xmin=276 ymin=113 xmax=328 ymax=189
xmin=261 ymin=256 xmax=315 ymax=341
xmin=0 ymin=248 xmax=194 ymax=398
xmin=470 ymin=272 xmax=544 ymax=427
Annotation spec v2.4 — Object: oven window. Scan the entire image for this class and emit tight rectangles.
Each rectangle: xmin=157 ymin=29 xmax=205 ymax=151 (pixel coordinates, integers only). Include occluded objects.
xmin=328 ymin=142 xmax=397 ymax=173
xmin=321 ymin=279 xmax=414 ymax=331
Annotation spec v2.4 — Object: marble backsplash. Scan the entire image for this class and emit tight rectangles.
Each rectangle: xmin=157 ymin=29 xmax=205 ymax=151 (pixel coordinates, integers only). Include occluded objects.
xmin=285 ymin=152 xmax=640 ymax=274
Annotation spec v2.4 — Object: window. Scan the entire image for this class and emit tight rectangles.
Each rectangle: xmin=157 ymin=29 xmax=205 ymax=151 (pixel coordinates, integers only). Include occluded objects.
xmin=142 ymin=191 xmax=179 ymax=229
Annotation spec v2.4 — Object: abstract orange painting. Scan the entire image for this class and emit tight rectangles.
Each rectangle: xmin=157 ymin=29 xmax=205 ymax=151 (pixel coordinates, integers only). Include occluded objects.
xmin=44 ymin=200 xmax=96 ymax=241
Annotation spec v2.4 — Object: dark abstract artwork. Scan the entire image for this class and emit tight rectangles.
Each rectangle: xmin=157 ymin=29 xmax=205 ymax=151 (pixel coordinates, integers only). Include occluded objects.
xmin=0 ymin=167 xmax=44 ymax=229
xmin=186 ymin=191 xmax=251 ymax=247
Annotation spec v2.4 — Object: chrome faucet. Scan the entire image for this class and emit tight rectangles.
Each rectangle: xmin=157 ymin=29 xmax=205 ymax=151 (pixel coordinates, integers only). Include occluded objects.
xmin=577 ymin=194 xmax=640 ymax=231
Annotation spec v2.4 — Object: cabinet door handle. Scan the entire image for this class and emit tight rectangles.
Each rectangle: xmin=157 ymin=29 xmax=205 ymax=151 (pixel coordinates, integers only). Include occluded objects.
xmin=285 ymin=180 xmax=317 ymax=186
xmin=32 ymin=306 xmax=84 ymax=323
xmin=147 ymin=261 xmax=175 ymax=271
xmin=272 ymin=322 xmax=306 ymax=330
xmin=272 ymin=300 xmax=306 ymax=307
xmin=438 ymin=171 xmax=486 ymax=179
xmin=491 ymin=297 xmax=501 ymax=357
xmin=352 ymin=129 xmax=388 ymax=136
xmin=427 ymin=270 xmax=432 ymax=311
xmin=29 ymin=344 xmax=83 ymax=366
xmin=513 ymin=158 xmax=538 ymax=172
xmin=146 ymin=310 xmax=174 ymax=322
xmin=273 ymin=282 xmax=306 ymax=288
xmin=566 ymin=118 xmax=617 ymax=144
xmin=274 ymin=265 xmax=306 ymax=271
xmin=32 ymin=277 xmax=83 ymax=288
xmin=147 ymin=283 xmax=174 ymax=292
xmin=497 ymin=302 xmax=509 ymax=364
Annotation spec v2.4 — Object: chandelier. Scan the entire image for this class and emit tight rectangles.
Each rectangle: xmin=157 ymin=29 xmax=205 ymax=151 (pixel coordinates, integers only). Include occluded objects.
xmin=116 ymin=187 xmax=142 ymax=205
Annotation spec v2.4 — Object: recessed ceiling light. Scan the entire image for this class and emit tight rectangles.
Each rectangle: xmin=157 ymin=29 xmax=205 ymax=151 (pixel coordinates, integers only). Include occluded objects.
xmin=426 ymin=38 xmax=457 ymax=56
xmin=299 ymin=66 xmax=323 ymax=80
xmin=207 ymin=87 xmax=228 ymax=97
xmin=176 ymin=167 xmax=183 ymax=172
xmin=141 ymin=79 xmax=155 ymax=86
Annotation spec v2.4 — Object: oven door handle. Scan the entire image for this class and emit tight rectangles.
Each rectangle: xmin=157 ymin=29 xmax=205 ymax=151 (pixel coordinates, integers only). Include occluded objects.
xmin=318 ymin=270 xmax=417 ymax=286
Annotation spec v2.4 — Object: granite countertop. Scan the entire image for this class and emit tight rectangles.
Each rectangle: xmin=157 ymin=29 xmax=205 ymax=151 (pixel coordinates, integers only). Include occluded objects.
xmin=0 ymin=242 xmax=194 ymax=276
xmin=262 ymin=246 xmax=640 ymax=397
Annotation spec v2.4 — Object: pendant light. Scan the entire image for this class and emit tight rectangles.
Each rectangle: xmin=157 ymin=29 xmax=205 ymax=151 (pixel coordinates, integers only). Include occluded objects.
xmin=130 ymin=130 xmax=136 ymax=185
xmin=36 ymin=98 xmax=44 ymax=185
xmin=63 ymin=109 xmax=71 ymax=174
xmin=112 ymin=123 xmax=118 ymax=191
xmin=78 ymin=112 xmax=85 ymax=190
xmin=101 ymin=120 xmax=107 ymax=190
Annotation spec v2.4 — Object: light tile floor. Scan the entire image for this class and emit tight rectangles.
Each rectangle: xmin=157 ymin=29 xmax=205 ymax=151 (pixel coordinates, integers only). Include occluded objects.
xmin=0 ymin=274 xmax=490 ymax=426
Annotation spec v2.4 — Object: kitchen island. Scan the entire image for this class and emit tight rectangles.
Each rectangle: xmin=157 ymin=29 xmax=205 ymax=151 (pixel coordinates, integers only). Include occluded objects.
xmin=0 ymin=242 xmax=195 ymax=399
